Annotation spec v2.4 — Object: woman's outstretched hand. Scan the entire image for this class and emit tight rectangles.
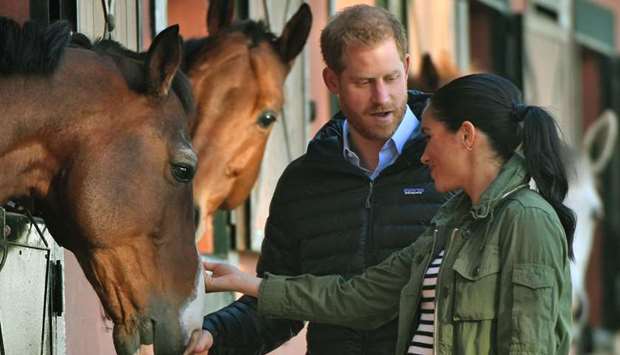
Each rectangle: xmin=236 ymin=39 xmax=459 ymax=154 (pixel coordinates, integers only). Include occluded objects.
xmin=203 ymin=261 xmax=262 ymax=297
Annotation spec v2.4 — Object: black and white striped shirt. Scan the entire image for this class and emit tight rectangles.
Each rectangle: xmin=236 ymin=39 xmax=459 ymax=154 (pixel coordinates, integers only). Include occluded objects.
xmin=408 ymin=250 xmax=444 ymax=355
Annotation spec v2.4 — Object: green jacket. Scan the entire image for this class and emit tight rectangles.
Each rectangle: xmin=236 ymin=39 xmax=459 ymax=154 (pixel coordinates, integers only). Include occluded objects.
xmin=258 ymin=154 xmax=572 ymax=355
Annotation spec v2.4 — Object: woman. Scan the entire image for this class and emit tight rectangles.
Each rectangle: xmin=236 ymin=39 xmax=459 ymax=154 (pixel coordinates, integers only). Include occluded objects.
xmin=201 ymin=73 xmax=574 ymax=354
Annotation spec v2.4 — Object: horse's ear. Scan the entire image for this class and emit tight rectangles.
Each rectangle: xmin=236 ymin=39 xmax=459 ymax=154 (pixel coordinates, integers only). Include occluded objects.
xmin=145 ymin=24 xmax=182 ymax=97
xmin=276 ymin=3 xmax=312 ymax=65
xmin=418 ymin=53 xmax=440 ymax=91
xmin=207 ymin=0 xmax=234 ymax=36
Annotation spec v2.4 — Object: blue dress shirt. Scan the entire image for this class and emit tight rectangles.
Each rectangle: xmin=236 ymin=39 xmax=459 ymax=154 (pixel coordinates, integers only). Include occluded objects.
xmin=342 ymin=105 xmax=419 ymax=180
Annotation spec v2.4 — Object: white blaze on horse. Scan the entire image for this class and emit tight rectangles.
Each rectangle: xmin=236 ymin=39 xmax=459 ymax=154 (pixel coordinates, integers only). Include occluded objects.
xmin=564 ymin=109 xmax=618 ymax=339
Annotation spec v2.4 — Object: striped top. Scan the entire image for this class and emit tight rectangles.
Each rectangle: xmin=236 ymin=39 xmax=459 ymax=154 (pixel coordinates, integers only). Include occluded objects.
xmin=408 ymin=250 xmax=444 ymax=355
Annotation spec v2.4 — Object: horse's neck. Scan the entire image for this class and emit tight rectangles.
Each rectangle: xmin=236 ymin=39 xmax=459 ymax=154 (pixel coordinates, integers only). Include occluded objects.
xmin=0 ymin=76 xmax=78 ymax=204
xmin=0 ymin=78 xmax=60 ymax=203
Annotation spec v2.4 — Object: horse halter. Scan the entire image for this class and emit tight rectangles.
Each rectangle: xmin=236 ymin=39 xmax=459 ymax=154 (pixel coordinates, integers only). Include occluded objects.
xmin=100 ymin=0 xmax=116 ymax=40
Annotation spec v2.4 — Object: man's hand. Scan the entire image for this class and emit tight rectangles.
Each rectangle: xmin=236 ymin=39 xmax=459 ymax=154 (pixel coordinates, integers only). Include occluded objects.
xmin=183 ymin=329 xmax=213 ymax=355
xmin=203 ymin=261 xmax=262 ymax=296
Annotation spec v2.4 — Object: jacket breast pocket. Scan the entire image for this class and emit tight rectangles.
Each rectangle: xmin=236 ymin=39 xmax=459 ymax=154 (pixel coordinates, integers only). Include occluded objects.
xmin=512 ymin=264 xmax=554 ymax=321
xmin=452 ymin=248 xmax=501 ymax=321
xmin=509 ymin=263 xmax=556 ymax=349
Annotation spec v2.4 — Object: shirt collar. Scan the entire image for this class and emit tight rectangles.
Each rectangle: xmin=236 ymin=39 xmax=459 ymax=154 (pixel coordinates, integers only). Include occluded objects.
xmin=392 ymin=105 xmax=417 ymax=154
xmin=342 ymin=104 xmax=418 ymax=157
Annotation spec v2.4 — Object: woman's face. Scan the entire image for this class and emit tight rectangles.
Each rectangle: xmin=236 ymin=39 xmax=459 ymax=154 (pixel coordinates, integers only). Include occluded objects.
xmin=420 ymin=107 xmax=470 ymax=193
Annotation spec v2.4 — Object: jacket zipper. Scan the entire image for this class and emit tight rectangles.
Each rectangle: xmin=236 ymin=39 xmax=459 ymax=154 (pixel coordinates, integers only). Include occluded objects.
xmin=433 ymin=228 xmax=458 ymax=354
xmin=365 ymin=180 xmax=374 ymax=208
xmin=360 ymin=180 xmax=375 ymax=345
xmin=363 ymin=180 xmax=374 ymax=268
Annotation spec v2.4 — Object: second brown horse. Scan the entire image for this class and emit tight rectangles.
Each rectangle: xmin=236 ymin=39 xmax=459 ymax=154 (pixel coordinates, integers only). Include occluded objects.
xmin=183 ymin=0 xmax=312 ymax=252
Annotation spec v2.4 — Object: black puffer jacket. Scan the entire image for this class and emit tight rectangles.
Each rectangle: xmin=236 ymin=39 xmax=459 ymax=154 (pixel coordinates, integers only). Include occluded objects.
xmin=203 ymin=91 xmax=448 ymax=355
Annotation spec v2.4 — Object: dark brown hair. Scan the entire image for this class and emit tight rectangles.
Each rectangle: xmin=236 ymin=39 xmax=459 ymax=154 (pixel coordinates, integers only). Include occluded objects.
xmin=430 ymin=73 xmax=576 ymax=257
xmin=320 ymin=5 xmax=407 ymax=73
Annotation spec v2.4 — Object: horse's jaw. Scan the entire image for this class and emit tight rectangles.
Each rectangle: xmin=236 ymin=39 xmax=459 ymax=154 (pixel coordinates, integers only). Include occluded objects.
xmin=111 ymin=283 xmax=205 ymax=355
xmin=71 ymin=242 xmax=204 ymax=355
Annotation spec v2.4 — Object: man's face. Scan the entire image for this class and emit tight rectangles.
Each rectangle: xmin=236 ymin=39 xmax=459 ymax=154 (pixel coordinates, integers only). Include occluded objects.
xmin=324 ymin=38 xmax=409 ymax=144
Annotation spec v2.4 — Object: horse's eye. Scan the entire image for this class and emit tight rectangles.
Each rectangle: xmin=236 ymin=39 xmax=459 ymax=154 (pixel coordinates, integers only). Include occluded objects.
xmin=257 ymin=111 xmax=277 ymax=128
xmin=171 ymin=163 xmax=195 ymax=183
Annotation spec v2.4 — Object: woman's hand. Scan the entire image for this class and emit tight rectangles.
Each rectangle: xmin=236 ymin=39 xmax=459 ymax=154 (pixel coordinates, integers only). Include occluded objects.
xmin=203 ymin=261 xmax=262 ymax=297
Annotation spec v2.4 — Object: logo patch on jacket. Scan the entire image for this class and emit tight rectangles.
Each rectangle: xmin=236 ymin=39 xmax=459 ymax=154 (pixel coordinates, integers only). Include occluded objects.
xmin=403 ymin=187 xmax=425 ymax=195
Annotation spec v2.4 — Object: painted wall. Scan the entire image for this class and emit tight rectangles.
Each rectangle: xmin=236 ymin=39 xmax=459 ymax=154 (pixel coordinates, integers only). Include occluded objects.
xmin=468 ymin=1 xmax=494 ymax=72
xmin=591 ymin=0 xmax=620 ymax=51
xmin=408 ymin=0 xmax=458 ymax=64
xmin=168 ymin=0 xmax=208 ymax=39
xmin=308 ymin=0 xmax=331 ymax=136
xmin=0 ymin=1 xmax=29 ymax=23
xmin=64 ymin=252 xmax=116 ymax=355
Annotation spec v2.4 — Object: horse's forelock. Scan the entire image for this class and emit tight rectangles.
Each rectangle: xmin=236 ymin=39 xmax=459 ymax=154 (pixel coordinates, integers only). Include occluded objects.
xmin=233 ymin=20 xmax=277 ymax=48
xmin=182 ymin=19 xmax=278 ymax=72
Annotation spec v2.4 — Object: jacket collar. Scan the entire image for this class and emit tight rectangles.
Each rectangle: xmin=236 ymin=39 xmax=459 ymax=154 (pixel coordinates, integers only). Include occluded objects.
xmin=432 ymin=154 xmax=530 ymax=225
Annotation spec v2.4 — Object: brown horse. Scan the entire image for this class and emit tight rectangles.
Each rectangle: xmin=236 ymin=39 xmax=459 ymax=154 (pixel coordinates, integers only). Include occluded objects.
xmin=182 ymin=0 xmax=312 ymax=252
xmin=408 ymin=52 xmax=469 ymax=92
xmin=0 ymin=18 xmax=206 ymax=355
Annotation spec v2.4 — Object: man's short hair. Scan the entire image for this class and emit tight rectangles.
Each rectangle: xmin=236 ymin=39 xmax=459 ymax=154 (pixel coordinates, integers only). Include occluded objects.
xmin=320 ymin=5 xmax=407 ymax=73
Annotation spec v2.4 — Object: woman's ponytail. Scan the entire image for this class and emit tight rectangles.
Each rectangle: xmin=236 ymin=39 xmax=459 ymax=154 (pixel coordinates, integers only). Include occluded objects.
xmin=521 ymin=106 xmax=576 ymax=258
xmin=430 ymin=73 xmax=575 ymax=257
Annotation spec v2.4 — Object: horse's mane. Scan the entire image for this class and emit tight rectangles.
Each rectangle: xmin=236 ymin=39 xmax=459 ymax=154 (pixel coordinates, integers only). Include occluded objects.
xmin=183 ymin=20 xmax=277 ymax=72
xmin=71 ymin=32 xmax=195 ymax=116
xmin=0 ymin=17 xmax=71 ymax=75
xmin=0 ymin=17 xmax=193 ymax=116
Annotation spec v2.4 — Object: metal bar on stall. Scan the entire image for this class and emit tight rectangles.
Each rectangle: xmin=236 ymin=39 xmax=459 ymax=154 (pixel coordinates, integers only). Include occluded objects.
xmin=0 ymin=314 xmax=5 ymax=355
xmin=261 ymin=0 xmax=271 ymax=30
xmin=2 ymin=241 xmax=49 ymax=252
xmin=39 ymin=248 xmax=51 ymax=355
xmin=136 ymin=0 xmax=143 ymax=51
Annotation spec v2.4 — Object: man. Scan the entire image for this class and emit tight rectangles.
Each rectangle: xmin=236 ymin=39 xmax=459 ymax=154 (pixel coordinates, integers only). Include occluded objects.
xmin=186 ymin=5 xmax=447 ymax=355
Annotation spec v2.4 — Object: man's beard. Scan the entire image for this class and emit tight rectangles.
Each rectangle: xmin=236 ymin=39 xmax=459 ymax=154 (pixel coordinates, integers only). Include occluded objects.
xmin=350 ymin=102 xmax=407 ymax=142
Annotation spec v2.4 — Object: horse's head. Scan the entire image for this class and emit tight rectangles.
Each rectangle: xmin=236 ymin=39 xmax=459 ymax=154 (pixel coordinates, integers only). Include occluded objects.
xmin=564 ymin=110 xmax=618 ymax=338
xmin=408 ymin=52 xmax=471 ymax=92
xmin=182 ymin=0 xmax=311 ymax=240
xmin=0 ymin=19 xmax=205 ymax=354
